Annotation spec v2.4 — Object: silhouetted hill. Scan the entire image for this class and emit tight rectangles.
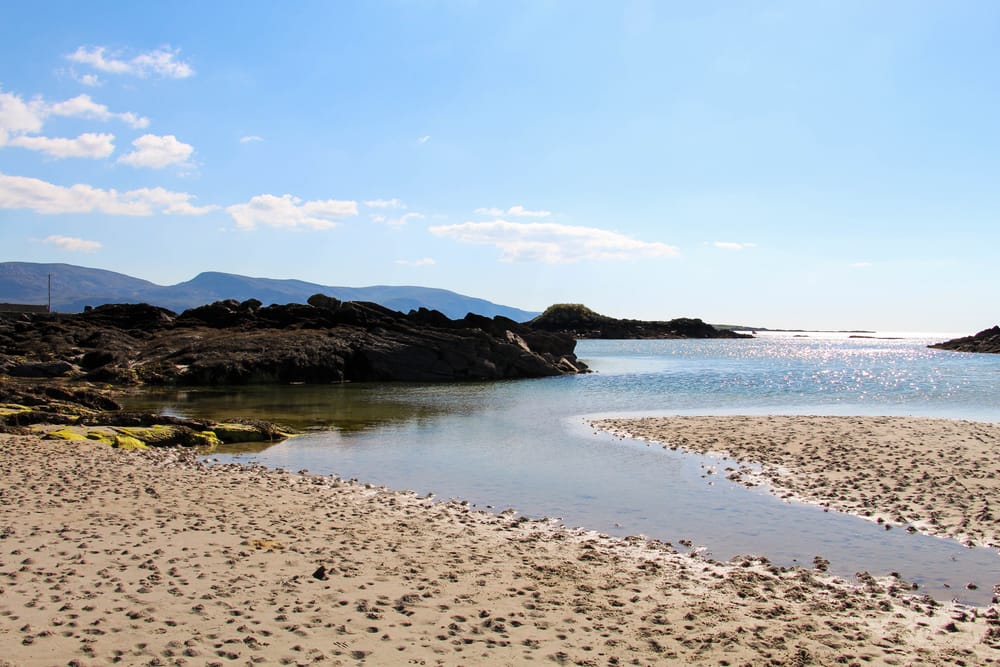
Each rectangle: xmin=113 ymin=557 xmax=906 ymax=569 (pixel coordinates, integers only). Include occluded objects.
xmin=0 ymin=262 xmax=157 ymax=306
xmin=0 ymin=263 xmax=539 ymax=321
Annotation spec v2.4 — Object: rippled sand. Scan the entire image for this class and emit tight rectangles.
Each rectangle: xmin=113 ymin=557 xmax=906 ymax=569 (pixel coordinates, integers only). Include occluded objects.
xmin=0 ymin=433 xmax=997 ymax=665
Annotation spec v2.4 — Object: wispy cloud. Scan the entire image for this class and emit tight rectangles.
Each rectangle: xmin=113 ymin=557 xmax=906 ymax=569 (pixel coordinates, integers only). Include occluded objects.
xmin=226 ymin=193 xmax=358 ymax=230
xmin=396 ymin=257 xmax=435 ymax=267
xmin=371 ymin=211 xmax=424 ymax=227
xmin=8 ymin=132 xmax=114 ymax=159
xmin=47 ymin=94 xmax=149 ymax=128
xmin=712 ymin=241 xmax=757 ymax=250
xmin=67 ymin=45 xmax=194 ymax=79
xmin=240 ymin=135 xmax=263 ymax=144
xmin=474 ymin=205 xmax=552 ymax=218
xmin=417 ymin=135 xmax=430 ymax=144
xmin=394 ymin=212 xmax=424 ymax=227
xmin=852 ymin=261 xmax=873 ymax=268
xmin=43 ymin=234 xmax=102 ymax=253
xmin=364 ymin=198 xmax=406 ymax=209
xmin=75 ymin=73 xmax=101 ymax=87
xmin=0 ymin=172 xmax=217 ymax=215
xmin=430 ymin=220 xmax=679 ymax=263
xmin=118 ymin=134 xmax=193 ymax=169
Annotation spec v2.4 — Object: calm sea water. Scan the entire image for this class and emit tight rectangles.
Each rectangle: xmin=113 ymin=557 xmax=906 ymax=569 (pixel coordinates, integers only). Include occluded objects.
xmin=130 ymin=332 xmax=1000 ymax=605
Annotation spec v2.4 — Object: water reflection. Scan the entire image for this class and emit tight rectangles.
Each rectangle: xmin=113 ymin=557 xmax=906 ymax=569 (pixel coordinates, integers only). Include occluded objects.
xmin=127 ymin=384 xmax=455 ymax=433
xmin=124 ymin=336 xmax=1000 ymax=605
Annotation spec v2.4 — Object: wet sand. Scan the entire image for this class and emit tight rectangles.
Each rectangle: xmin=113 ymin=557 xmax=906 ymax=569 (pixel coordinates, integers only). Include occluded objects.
xmin=1 ymin=432 xmax=998 ymax=665
xmin=593 ymin=416 xmax=1000 ymax=549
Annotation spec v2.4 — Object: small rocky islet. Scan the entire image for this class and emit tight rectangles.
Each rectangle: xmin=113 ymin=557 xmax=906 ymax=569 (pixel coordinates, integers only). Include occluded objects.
xmin=930 ymin=325 xmax=1000 ymax=354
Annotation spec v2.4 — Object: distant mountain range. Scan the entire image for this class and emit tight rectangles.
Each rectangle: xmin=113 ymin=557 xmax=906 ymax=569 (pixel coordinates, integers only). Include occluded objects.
xmin=0 ymin=262 xmax=540 ymax=322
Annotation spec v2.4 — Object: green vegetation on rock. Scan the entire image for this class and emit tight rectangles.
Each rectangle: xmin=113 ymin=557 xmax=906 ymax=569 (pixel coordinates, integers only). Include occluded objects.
xmin=45 ymin=428 xmax=90 ymax=442
xmin=112 ymin=434 xmax=148 ymax=450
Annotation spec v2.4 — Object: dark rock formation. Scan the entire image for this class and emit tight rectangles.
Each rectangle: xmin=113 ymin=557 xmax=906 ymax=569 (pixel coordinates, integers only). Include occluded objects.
xmin=526 ymin=304 xmax=752 ymax=340
xmin=0 ymin=296 xmax=587 ymax=386
xmin=929 ymin=326 xmax=1000 ymax=354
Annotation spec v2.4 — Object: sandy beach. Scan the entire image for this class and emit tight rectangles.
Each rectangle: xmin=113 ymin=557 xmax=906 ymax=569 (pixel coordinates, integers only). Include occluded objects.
xmin=0 ymin=432 xmax=997 ymax=665
xmin=592 ymin=416 xmax=1000 ymax=550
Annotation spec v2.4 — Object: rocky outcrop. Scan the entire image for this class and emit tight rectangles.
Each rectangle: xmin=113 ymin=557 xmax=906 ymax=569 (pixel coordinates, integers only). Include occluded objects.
xmin=0 ymin=380 xmax=291 ymax=448
xmin=527 ymin=304 xmax=753 ymax=340
xmin=0 ymin=296 xmax=587 ymax=386
xmin=929 ymin=326 xmax=1000 ymax=354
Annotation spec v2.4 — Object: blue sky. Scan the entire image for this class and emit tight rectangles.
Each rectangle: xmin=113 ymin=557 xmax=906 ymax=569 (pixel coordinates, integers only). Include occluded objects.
xmin=1 ymin=1 xmax=998 ymax=331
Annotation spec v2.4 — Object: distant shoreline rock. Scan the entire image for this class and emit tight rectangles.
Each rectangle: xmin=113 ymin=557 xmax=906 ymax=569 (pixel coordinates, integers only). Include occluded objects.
xmin=527 ymin=304 xmax=753 ymax=340
xmin=929 ymin=326 xmax=1000 ymax=354
xmin=0 ymin=295 xmax=588 ymax=386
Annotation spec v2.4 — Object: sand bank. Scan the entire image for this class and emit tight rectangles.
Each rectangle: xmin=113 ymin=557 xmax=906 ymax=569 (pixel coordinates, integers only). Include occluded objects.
xmin=1 ymin=433 xmax=997 ymax=665
xmin=593 ymin=416 xmax=1000 ymax=550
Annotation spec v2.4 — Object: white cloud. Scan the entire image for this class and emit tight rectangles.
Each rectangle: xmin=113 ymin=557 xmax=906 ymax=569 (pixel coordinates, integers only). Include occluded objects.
xmin=47 ymin=94 xmax=149 ymax=128
xmin=364 ymin=198 xmax=406 ymax=209
xmin=1 ymin=90 xmax=146 ymax=152
xmin=0 ymin=91 xmax=44 ymax=143
xmin=430 ymin=220 xmax=679 ymax=263
xmin=8 ymin=132 xmax=114 ymax=159
xmin=77 ymin=73 xmax=101 ymax=87
xmin=396 ymin=257 xmax=436 ymax=266
xmin=240 ymin=135 xmax=264 ymax=143
xmin=0 ymin=172 xmax=217 ymax=216
xmin=67 ymin=45 xmax=194 ymax=79
xmin=474 ymin=205 xmax=552 ymax=218
xmin=43 ymin=235 xmax=102 ymax=253
xmin=127 ymin=187 xmax=219 ymax=215
xmin=226 ymin=193 xmax=358 ymax=230
xmin=712 ymin=241 xmax=757 ymax=250
xmin=418 ymin=135 xmax=431 ymax=144
xmin=852 ymin=261 xmax=874 ymax=268
xmin=118 ymin=134 xmax=193 ymax=168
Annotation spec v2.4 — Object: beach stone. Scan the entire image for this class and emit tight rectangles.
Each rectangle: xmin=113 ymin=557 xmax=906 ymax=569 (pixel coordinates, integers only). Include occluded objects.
xmin=8 ymin=360 xmax=74 ymax=378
